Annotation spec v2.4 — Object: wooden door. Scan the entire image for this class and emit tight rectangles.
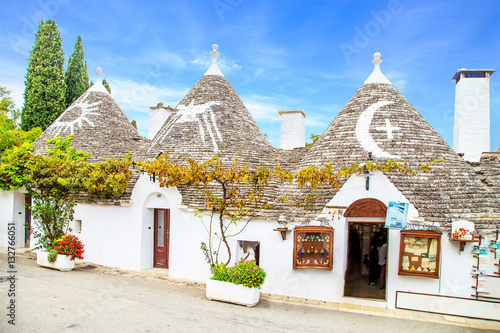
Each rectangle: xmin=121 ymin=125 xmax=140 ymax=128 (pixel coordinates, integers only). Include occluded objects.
xmin=24 ymin=195 xmax=32 ymax=248
xmin=154 ymin=209 xmax=170 ymax=268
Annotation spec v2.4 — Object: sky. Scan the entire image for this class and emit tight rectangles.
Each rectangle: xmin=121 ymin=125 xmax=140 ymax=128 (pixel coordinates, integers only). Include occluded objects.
xmin=0 ymin=0 xmax=499 ymax=150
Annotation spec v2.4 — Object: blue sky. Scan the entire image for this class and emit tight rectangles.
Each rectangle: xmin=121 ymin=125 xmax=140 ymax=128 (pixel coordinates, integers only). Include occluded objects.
xmin=1 ymin=0 xmax=499 ymax=150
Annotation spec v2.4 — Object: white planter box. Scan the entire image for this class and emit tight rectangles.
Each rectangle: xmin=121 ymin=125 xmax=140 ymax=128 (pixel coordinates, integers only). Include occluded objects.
xmin=206 ymin=279 xmax=261 ymax=307
xmin=37 ymin=251 xmax=75 ymax=272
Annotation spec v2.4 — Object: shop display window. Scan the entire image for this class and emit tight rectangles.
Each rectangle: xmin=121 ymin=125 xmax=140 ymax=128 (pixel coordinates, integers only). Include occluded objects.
xmin=398 ymin=230 xmax=441 ymax=279
xmin=293 ymin=226 xmax=333 ymax=270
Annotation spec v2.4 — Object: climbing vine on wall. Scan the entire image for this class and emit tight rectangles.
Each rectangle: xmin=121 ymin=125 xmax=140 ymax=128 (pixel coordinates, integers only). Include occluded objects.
xmin=0 ymin=135 xmax=133 ymax=249
xmin=138 ymin=154 xmax=442 ymax=268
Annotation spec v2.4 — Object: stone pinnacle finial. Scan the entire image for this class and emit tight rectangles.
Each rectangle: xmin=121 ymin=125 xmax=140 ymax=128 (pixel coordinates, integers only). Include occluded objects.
xmin=88 ymin=67 xmax=109 ymax=94
xmin=210 ymin=44 xmax=220 ymax=64
xmin=372 ymin=52 xmax=382 ymax=66
xmin=96 ymin=67 xmax=103 ymax=80
xmin=364 ymin=51 xmax=391 ymax=85
xmin=204 ymin=44 xmax=224 ymax=77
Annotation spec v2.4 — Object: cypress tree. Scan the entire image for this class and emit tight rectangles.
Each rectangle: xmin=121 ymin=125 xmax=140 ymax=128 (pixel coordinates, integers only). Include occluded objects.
xmin=89 ymin=79 xmax=111 ymax=94
xmin=103 ymin=79 xmax=111 ymax=94
xmin=21 ymin=20 xmax=66 ymax=131
xmin=64 ymin=36 xmax=89 ymax=107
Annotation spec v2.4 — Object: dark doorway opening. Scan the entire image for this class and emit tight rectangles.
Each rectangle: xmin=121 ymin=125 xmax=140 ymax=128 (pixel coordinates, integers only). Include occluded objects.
xmin=343 ymin=222 xmax=386 ymax=299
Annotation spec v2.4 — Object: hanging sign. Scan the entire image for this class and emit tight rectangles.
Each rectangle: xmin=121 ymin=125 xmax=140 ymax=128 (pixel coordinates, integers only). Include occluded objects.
xmin=385 ymin=202 xmax=409 ymax=229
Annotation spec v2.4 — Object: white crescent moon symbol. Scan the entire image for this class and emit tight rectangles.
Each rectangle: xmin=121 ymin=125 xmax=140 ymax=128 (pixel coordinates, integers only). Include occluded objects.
xmin=355 ymin=100 xmax=400 ymax=159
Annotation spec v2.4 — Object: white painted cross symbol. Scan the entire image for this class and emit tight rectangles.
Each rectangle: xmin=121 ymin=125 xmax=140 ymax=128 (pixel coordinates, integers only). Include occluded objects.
xmin=376 ymin=119 xmax=400 ymax=140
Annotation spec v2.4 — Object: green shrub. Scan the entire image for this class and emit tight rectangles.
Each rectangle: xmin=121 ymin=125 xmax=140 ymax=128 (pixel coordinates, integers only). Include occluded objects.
xmin=212 ymin=263 xmax=230 ymax=282
xmin=47 ymin=249 xmax=58 ymax=263
xmin=227 ymin=259 xmax=266 ymax=288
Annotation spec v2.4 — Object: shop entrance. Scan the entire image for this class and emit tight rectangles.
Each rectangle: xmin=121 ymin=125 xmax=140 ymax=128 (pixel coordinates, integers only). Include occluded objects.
xmin=343 ymin=198 xmax=387 ymax=300
xmin=344 ymin=222 xmax=386 ymax=299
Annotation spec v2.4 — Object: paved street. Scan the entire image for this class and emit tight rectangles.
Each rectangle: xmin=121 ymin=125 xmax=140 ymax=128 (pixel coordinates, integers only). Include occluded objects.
xmin=0 ymin=252 xmax=497 ymax=333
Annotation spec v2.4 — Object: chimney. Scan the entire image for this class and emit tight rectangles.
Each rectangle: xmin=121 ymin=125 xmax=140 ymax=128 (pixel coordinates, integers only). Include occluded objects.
xmin=149 ymin=102 xmax=173 ymax=139
xmin=452 ymin=69 xmax=495 ymax=162
xmin=278 ymin=110 xmax=306 ymax=150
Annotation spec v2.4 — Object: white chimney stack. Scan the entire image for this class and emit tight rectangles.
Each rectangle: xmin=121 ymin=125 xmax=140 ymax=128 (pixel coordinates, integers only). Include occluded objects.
xmin=452 ymin=69 xmax=495 ymax=162
xmin=149 ymin=102 xmax=173 ymax=139
xmin=278 ymin=110 xmax=306 ymax=150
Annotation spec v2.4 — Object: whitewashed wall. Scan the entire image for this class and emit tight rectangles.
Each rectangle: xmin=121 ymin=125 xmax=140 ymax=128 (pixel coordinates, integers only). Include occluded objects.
xmin=60 ymin=172 xmax=489 ymax=310
xmin=0 ymin=189 xmax=26 ymax=248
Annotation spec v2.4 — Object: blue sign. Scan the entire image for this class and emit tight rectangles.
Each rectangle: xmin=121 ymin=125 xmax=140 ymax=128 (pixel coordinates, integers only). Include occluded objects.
xmin=385 ymin=202 xmax=409 ymax=229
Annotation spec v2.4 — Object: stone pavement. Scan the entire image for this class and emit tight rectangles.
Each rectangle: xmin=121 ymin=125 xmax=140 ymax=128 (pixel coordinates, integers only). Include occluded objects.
xmin=1 ymin=249 xmax=499 ymax=332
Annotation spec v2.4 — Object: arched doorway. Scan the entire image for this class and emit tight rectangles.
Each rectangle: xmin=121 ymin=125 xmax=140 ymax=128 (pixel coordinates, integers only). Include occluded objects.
xmin=343 ymin=198 xmax=387 ymax=300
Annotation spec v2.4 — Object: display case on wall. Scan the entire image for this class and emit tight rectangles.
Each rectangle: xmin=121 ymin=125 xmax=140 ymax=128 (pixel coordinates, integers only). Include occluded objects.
xmin=398 ymin=230 xmax=441 ymax=279
xmin=293 ymin=226 xmax=333 ymax=270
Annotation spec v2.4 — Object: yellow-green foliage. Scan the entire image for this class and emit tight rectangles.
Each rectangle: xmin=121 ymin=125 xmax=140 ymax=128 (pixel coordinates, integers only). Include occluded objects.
xmin=138 ymin=153 xmax=442 ymax=267
xmin=86 ymin=153 xmax=132 ymax=198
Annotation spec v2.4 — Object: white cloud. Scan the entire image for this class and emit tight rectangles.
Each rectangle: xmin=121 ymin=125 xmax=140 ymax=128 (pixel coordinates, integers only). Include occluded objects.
xmin=189 ymin=54 xmax=242 ymax=74
xmin=305 ymin=115 xmax=330 ymax=128
xmin=148 ymin=51 xmax=187 ymax=69
xmin=0 ymin=79 xmax=25 ymax=110
xmin=110 ymin=78 xmax=188 ymax=112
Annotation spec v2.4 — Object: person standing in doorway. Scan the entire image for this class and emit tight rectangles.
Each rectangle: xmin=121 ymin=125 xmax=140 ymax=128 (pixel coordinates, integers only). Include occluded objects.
xmin=378 ymin=233 xmax=388 ymax=289
xmin=368 ymin=234 xmax=379 ymax=286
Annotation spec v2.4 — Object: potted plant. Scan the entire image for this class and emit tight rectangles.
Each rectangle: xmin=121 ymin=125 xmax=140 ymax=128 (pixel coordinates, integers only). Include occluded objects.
xmin=26 ymin=137 xmax=88 ymax=270
xmin=37 ymin=234 xmax=85 ymax=271
xmin=206 ymin=258 xmax=266 ymax=307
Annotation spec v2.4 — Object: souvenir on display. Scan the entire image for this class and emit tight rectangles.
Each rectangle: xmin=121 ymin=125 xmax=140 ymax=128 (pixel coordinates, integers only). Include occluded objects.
xmin=451 ymin=220 xmax=475 ymax=240
xmin=293 ymin=226 xmax=334 ymax=270
xmin=277 ymin=213 xmax=288 ymax=229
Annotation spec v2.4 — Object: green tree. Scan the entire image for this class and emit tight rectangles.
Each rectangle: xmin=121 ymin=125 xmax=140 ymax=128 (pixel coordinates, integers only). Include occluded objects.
xmin=89 ymin=78 xmax=111 ymax=93
xmin=28 ymin=136 xmax=90 ymax=249
xmin=0 ymin=86 xmax=41 ymax=154
xmin=21 ymin=20 xmax=66 ymax=132
xmin=103 ymin=79 xmax=111 ymax=94
xmin=64 ymin=36 xmax=89 ymax=107
xmin=1 ymin=86 xmax=19 ymax=124
xmin=305 ymin=133 xmax=320 ymax=146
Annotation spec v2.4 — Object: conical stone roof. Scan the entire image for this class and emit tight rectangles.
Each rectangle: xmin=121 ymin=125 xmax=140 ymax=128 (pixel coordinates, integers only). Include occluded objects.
xmin=295 ymin=54 xmax=500 ymax=230
xmin=34 ymin=70 xmax=147 ymax=163
xmin=147 ymin=45 xmax=274 ymax=165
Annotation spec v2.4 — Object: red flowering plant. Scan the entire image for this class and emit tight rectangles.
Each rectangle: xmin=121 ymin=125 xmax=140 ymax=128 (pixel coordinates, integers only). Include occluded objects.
xmin=50 ymin=235 xmax=85 ymax=261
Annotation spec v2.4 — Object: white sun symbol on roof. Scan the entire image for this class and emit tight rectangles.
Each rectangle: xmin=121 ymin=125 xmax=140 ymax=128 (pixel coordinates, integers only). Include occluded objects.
xmin=46 ymin=91 xmax=101 ymax=137
xmin=149 ymin=99 xmax=223 ymax=152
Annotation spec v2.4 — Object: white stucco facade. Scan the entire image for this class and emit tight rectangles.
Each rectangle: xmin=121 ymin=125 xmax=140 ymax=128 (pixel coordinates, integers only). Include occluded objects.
xmin=60 ymin=171 xmax=483 ymax=307
xmin=0 ymin=189 xmax=27 ymax=248
xmin=13 ymin=166 xmax=497 ymax=319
